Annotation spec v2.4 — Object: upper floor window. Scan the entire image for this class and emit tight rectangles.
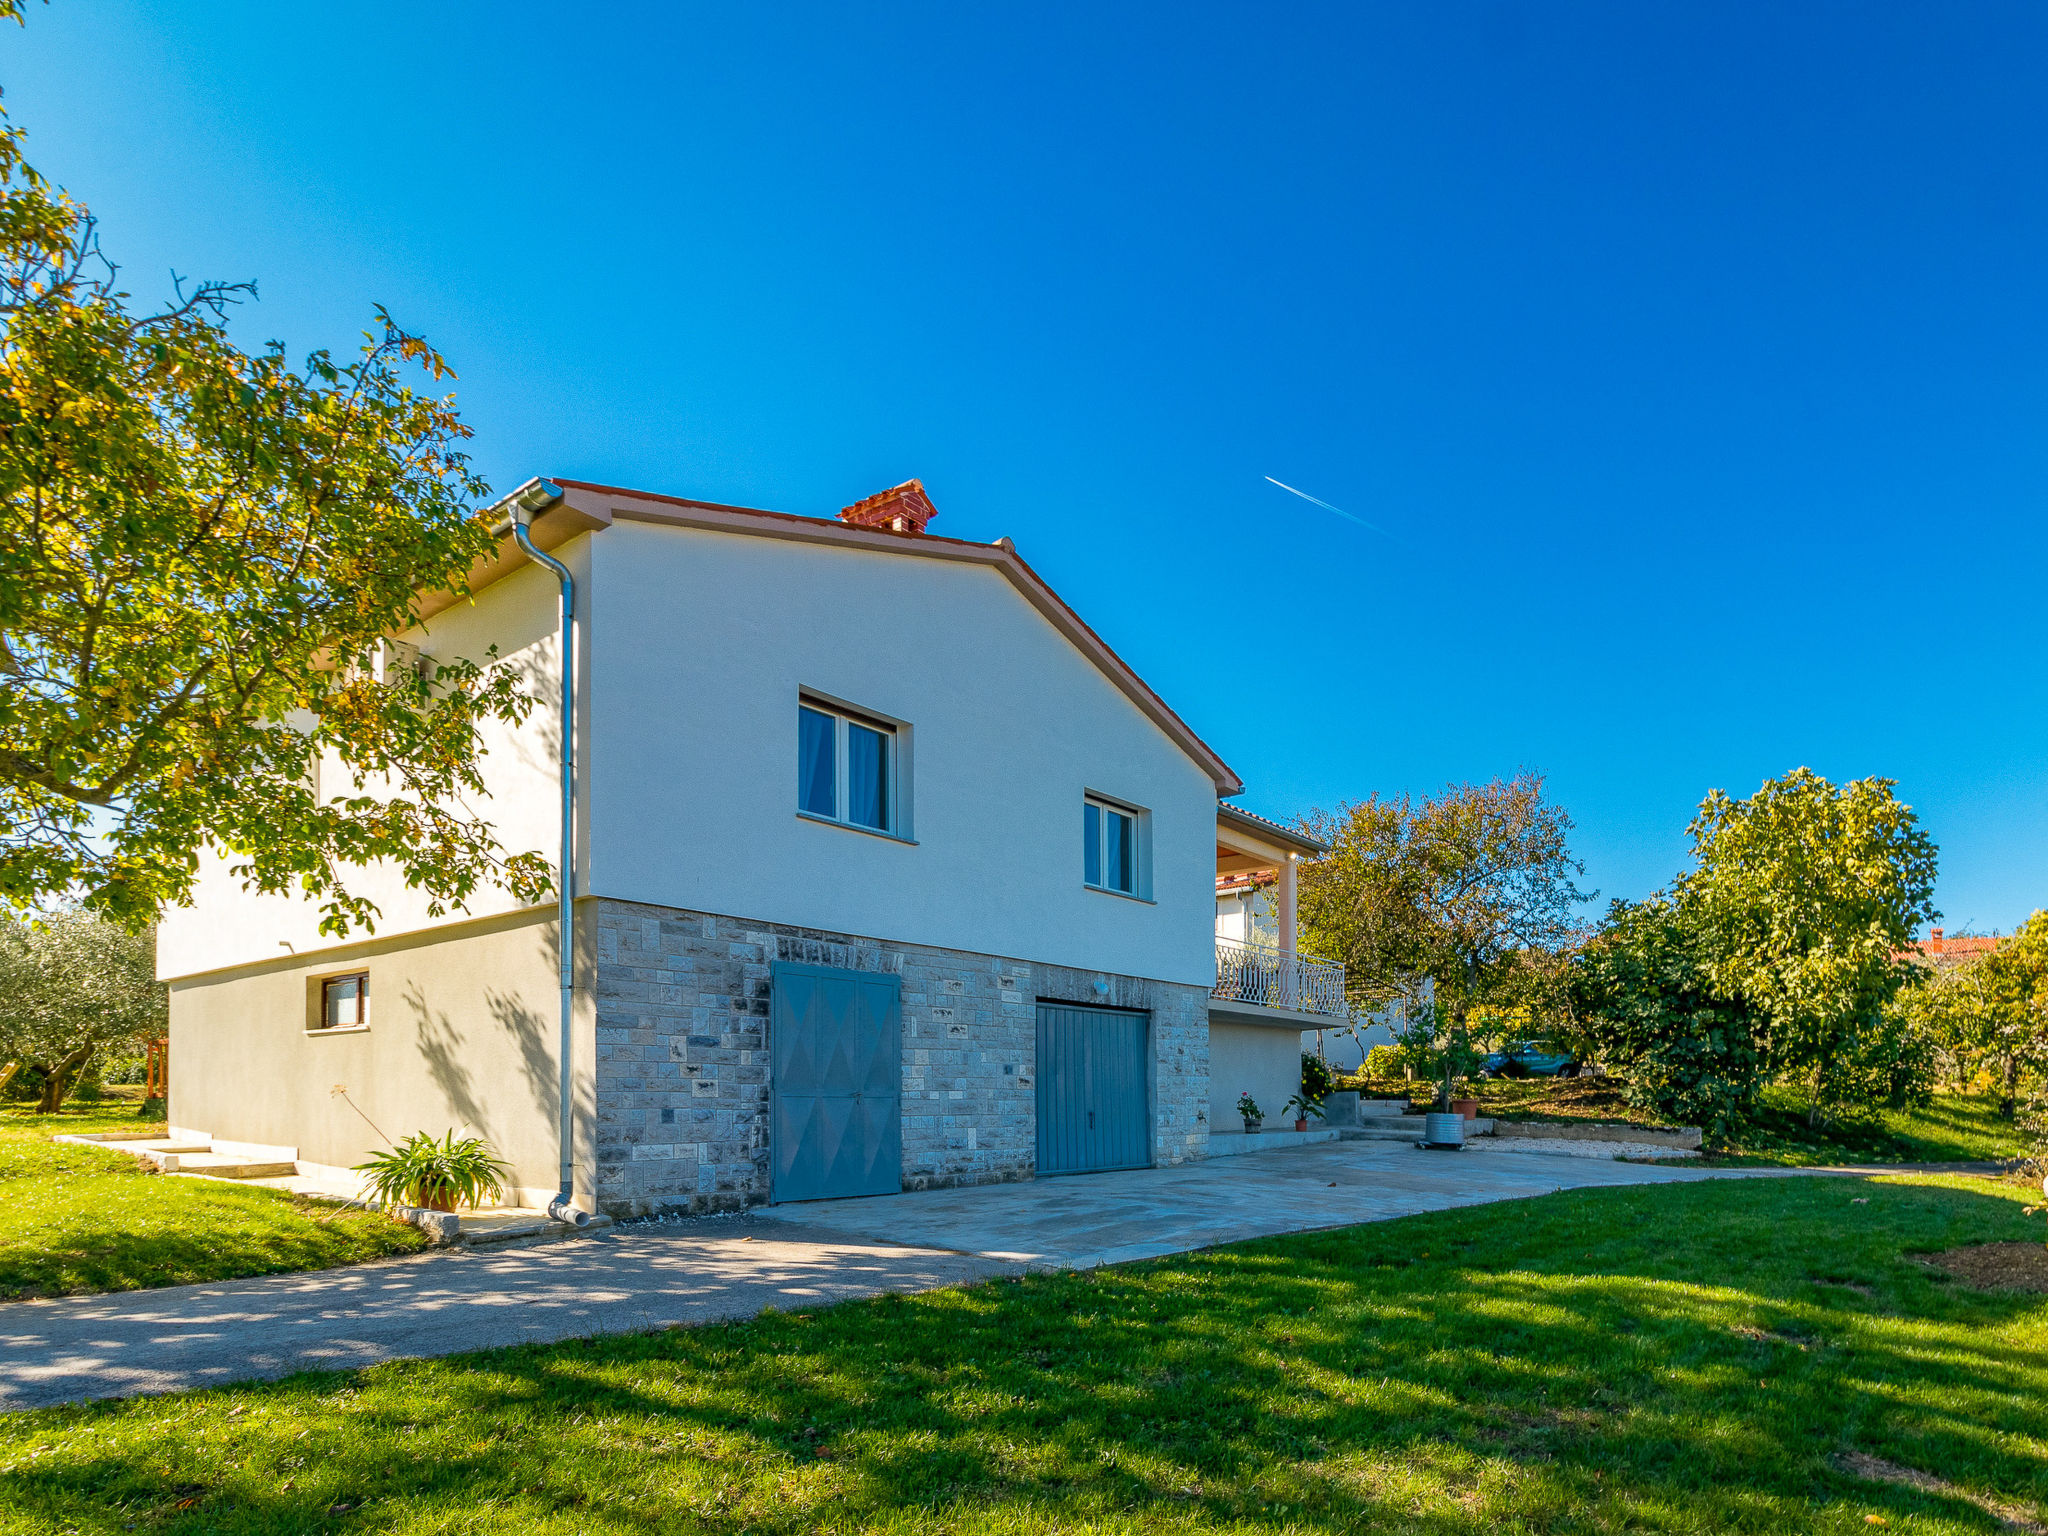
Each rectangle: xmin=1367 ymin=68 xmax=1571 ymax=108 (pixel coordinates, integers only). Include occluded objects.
xmin=798 ymin=698 xmax=900 ymax=835
xmin=1084 ymin=794 xmax=1150 ymax=898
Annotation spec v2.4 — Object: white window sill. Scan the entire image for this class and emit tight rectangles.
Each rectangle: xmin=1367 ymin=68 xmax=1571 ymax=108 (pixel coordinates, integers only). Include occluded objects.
xmin=1084 ymin=883 xmax=1156 ymax=905
xmin=796 ymin=810 xmax=918 ymax=845
xmin=305 ymin=1025 xmax=370 ymax=1037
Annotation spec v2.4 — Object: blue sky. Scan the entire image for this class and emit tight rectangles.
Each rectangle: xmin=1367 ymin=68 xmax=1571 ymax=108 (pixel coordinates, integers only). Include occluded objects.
xmin=11 ymin=3 xmax=2046 ymax=933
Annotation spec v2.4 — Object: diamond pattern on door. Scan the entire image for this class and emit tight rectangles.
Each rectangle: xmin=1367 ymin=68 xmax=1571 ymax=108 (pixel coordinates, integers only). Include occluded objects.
xmin=772 ymin=963 xmax=902 ymax=1202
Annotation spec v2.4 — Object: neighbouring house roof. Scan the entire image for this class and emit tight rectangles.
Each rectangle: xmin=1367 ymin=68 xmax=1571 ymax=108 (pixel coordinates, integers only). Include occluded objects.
xmin=448 ymin=476 xmax=1244 ymax=795
xmin=1903 ymin=927 xmax=2000 ymax=967
xmin=1216 ymin=802 xmax=1326 ymax=856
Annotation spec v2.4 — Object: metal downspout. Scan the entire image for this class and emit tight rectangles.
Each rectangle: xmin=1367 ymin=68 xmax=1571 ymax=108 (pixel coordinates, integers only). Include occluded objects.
xmin=499 ymin=479 xmax=590 ymax=1226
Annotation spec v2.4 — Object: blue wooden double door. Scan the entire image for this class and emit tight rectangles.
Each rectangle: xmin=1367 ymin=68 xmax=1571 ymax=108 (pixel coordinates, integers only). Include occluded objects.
xmin=771 ymin=963 xmax=902 ymax=1203
xmin=1035 ymin=1002 xmax=1151 ymax=1175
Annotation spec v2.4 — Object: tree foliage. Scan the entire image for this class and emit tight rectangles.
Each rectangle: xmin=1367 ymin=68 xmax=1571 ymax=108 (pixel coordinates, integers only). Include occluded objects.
xmin=1299 ymin=770 xmax=1589 ymax=1021
xmin=1682 ymin=768 xmax=1938 ymax=1125
xmin=1907 ymin=913 xmax=2048 ymax=1119
xmin=0 ymin=75 xmax=548 ymax=932
xmin=1568 ymin=897 xmax=1764 ymax=1141
xmin=0 ymin=908 xmax=165 ymax=1111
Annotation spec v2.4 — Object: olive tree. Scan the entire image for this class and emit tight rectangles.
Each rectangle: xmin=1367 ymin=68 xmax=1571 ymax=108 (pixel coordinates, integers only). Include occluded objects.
xmin=0 ymin=909 xmax=165 ymax=1111
xmin=1299 ymin=771 xmax=1589 ymax=1105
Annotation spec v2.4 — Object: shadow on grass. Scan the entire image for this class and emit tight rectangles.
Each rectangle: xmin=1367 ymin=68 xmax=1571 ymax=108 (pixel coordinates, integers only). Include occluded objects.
xmin=3 ymin=1177 xmax=2044 ymax=1534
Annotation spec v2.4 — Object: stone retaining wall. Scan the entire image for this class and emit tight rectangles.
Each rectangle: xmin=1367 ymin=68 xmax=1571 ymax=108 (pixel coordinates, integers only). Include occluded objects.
xmin=1491 ymin=1120 xmax=1703 ymax=1150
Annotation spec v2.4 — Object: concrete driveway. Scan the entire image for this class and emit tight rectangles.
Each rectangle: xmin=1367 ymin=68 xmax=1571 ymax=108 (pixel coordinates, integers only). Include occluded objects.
xmin=3 ymin=1139 xmax=1758 ymax=1412
xmin=766 ymin=1137 xmax=1743 ymax=1267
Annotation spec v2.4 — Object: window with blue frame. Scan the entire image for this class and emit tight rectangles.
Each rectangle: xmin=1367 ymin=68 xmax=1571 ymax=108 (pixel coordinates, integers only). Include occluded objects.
xmin=797 ymin=698 xmax=898 ymax=834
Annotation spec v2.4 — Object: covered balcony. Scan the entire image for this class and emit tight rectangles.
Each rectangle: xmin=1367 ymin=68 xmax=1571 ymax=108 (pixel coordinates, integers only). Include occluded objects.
xmin=1212 ymin=804 xmax=1348 ymax=1028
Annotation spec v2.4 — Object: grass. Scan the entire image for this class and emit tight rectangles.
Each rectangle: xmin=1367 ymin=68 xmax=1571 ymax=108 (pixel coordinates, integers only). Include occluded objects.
xmin=1 ymin=1175 xmax=2043 ymax=1534
xmin=0 ymin=1100 xmax=426 ymax=1301
xmin=1341 ymin=1077 xmax=2027 ymax=1166
xmin=1705 ymin=1088 xmax=2025 ymax=1167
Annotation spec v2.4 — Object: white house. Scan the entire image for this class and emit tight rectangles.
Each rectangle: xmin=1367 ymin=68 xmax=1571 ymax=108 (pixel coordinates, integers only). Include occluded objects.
xmin=158 ymin=477 xmax=1353 ymax=1216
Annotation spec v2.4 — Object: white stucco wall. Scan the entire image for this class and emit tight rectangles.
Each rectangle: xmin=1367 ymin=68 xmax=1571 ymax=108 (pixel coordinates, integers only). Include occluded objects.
xmin=1208 ymin=1021 xmax=1303 ymax=1127
xmin=585 ymin=520 xmax=1219 ymax=987
xmin=157 ymin=547 xmax=582 ymax=981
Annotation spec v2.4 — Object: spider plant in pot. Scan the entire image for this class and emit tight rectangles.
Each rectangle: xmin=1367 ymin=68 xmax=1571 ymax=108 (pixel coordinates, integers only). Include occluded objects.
xmin=355 ymin=1130 xmax=510 ymax=1213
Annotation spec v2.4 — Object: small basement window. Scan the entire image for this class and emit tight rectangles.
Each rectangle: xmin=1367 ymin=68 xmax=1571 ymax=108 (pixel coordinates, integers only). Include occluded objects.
xmin=317 ymin=972 xmax=369 ymax=1031
xmin=797 ymin=696 xmax=904 ymax=836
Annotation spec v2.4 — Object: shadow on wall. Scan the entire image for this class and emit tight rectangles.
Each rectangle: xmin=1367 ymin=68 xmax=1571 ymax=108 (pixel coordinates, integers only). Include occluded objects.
xmin=505 ymin=641 xmax=563 ymax=785
xmin=407 ymin=964 xmax=559 ymax=1149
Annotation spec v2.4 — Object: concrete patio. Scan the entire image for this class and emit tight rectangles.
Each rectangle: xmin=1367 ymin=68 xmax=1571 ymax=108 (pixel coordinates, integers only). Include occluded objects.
xmin=765 ymin=1135 xmax=1743 ymax=1267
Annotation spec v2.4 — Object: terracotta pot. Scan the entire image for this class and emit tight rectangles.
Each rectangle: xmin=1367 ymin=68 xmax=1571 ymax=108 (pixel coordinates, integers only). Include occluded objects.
xmin=1293 ymin=1118 xmax=1309 ymax=1132
xmin=1451 ymin=1098 xmax=1480 ymax=1120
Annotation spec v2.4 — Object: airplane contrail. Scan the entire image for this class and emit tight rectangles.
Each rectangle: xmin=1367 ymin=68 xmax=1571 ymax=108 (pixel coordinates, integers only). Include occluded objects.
xmin=1264 ymin=476 xmax=1399 ymax=542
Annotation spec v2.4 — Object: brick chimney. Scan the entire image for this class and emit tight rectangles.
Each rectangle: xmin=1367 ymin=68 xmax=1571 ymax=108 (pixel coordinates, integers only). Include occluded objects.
xmin=1929 ymin=926 xmax=1945 ymax=954
xmin=838 ymin=479 xmax=937 ymax=535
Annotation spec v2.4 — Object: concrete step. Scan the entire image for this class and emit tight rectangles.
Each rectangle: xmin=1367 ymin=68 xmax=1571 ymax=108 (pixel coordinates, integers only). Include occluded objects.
xmin=1339 ymin=1123 xmax=1423 ymax=1142
xmin=161 ymin=1153 xmax=298 ymax=1178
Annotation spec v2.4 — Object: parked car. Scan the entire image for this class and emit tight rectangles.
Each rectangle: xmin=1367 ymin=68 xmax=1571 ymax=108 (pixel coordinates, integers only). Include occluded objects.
xmin=1477 ymin=1041 xmax=1582 ymax=1079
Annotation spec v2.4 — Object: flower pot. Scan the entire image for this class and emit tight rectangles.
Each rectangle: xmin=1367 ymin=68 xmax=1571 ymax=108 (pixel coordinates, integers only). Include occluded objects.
xmin=1242 ymin=1118 xmax=1262 ymax=1134
xmin=1451 ymin=1098 xmax=1480 ymax=1120
xmin=1422 ymin=1112 xmax=1466 ymax=1148
xmin=1293 ymin=1118 xmax=1309 ymax=1133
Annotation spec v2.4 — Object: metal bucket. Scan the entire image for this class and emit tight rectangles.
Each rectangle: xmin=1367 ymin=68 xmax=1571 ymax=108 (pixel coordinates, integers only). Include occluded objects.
xmin=1422 ymin=1112 xmax=1467 ymax=1148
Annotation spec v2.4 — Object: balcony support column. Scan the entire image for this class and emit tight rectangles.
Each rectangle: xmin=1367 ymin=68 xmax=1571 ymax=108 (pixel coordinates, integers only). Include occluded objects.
xmin=1277 ymin=854 xmax=1298 ymax=1007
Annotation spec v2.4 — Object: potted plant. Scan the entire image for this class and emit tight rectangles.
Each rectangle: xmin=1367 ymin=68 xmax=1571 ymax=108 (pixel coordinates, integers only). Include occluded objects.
xmin=355 ymin=1129 xmax=510 ymax=1213
xmin=1284 ymin=1094 xmax=1325 ymax=1133
xmin=1237 ymin=1091 xmax=1263 ymax=1134
xmin=1412 ymin=1004 xmax=1482 ymax=1150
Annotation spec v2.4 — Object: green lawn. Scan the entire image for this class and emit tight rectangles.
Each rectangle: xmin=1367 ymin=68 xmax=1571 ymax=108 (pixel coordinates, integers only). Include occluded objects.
xmin=0 ymin=1102 xmax=426 ymax=1301
xmin=1344 ymin=1077 xmax=2027 ymax=1166
xmin=2 ymin=1175 xmax=2042 ymax=1534
xmin=1705 ymin=1088 xmax=2024 ymax=1166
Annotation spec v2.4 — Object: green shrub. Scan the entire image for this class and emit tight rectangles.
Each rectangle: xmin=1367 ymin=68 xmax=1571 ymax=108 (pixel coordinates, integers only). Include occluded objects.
xmin=1300 ymin=1053 xmax=1336 ymax=1103
xmin=1363 ymin=1042 xmax=1404 ymax=1077
xmin=1569 ymin=897 xmax=1762 ymax=1141
xmin=354 ymin=1130 xmax=509 ymax=1212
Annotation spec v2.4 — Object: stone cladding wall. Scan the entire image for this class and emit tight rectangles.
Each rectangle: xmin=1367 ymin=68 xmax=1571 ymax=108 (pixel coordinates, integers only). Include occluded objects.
xmin=591 ymin=898 xmax=1211 ymax=1216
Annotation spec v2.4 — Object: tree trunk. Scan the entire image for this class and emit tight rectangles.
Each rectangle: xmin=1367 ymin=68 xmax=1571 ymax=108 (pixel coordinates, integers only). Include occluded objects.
xmin=1806 ymin=1059 xmax=1825 ymax=1129
xmin=1999 ymin=1053 xmax=2018 ymax=1120
xmin=36 ymin=1046 xmax=94 ymax=1114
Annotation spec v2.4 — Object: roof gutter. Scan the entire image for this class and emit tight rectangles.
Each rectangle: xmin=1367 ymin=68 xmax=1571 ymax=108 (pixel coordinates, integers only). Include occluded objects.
xmin=493 ymin=478 xmax=590 ymax=1226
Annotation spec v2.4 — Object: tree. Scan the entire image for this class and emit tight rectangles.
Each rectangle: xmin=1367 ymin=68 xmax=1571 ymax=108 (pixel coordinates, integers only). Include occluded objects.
xmin=1299 ymin=771 xmax=1590 ymax=1104
xmin=1683 ymin=768 xmax=1938 ymax=1126
xmin=1568 ymin=896 xmax=1764 ymax=1142
xmin=1909 ymin=914 xmax=2048 ymax=1119
xmin=0 ymin=908 xmax=165 ymax=1111
xmin=0 ymin=66 xmax=549 ymax=934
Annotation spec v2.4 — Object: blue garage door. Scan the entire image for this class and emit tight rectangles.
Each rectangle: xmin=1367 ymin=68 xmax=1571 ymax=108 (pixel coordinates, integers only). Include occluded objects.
xmin=1036 ymin=1002 xmax=1150 ymax=1175
xmin=772 ymin=963 xmax=902 ymax=1202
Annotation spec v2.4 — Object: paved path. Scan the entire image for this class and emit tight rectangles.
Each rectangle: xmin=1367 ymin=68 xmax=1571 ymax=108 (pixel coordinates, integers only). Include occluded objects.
xmin=0 ymin=1224 xmax=1014 ymax=1413
xmin=0 ymin=1139 xmax=1860 ymax=1413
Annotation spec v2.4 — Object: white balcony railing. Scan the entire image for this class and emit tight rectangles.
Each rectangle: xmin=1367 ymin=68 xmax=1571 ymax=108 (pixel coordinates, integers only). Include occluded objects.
xmin=1213 ymin=936 xmax=1349 ymax=1018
